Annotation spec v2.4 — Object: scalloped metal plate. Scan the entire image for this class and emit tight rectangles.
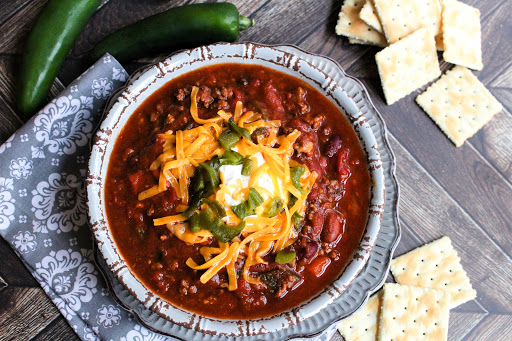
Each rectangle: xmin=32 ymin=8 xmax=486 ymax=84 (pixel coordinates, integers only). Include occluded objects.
xmin=87 ymin=43 xmax=400 ymax=340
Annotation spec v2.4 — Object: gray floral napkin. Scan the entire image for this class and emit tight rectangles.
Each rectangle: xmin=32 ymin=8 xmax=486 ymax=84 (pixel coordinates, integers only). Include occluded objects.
xmin=0 ymin=54 xmax=337 ymax=341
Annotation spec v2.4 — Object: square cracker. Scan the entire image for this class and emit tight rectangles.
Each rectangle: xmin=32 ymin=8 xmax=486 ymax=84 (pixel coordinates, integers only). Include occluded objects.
xmin=375 ymin=28 xmax=441 ymax=105
xmin=360 ymin=0 xmax=383 ymax=33
xmin=373 ymin=0 xmax=442 ymax=43
xmin=336 ymin=0 xmax=387 ymax=47
xmin=349 ymin=37 xmax=387 ymax=47
xmin=416 ymin=66 xmax=502 ymax=146
xmin=338 ymin=291 xmax=382 ymax=341
xmin=390 ymin=236 xmax=477 ymax=308
xmin=442 ymin=0 xmax=483 ymax=70
xmin=379 ymin=284 xmax=450 ymax=341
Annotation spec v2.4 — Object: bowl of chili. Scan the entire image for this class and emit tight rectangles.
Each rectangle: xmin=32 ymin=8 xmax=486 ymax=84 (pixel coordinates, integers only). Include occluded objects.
xmin=87 ymin=42 xmax=399 ymax=339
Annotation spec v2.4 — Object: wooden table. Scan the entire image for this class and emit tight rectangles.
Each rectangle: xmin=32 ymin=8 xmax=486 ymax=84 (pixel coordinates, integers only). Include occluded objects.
xmin=0 ymin=0 xmax=510 ymax=340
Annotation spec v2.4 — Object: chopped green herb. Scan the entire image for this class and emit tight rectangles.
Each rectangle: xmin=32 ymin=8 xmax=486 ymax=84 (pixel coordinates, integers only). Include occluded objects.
xmin=275 ymin=250 xmax=296 ymax=264
xmin=266 ymin=197 xmax=283 ymax=217
xmin=241 ymin=157 xmax=253 ymax=176
xmin=218 ymin=129 xmax=240 ymax=150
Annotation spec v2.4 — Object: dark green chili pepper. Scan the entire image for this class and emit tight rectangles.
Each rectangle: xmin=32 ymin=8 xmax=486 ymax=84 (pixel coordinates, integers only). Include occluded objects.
xmin=290 ymin=166 xmax=305 ymax=192
xmin=247 ymin=188 xmax=264 ymax=212
xmin=18 ymin=0 xmax=101 ymax=116
xmin=207 ymin=155 xmax=222 ymax=172
xmin=218 ymin=130 xmax=240 ymax=150
xmin=190 ymin=171 xmax=205 ymax=193
xmin=209 ymin=219 xmax=245 ymax=243
xmin=232 ymin=188 xmax=263 ymax=219
xmin=241 ymin=157 xmax=253 ymax=176
xmin=266 ymin=197 xmax=283 ymax=217
xmin=197 ymin=207 xmax=244 ymax=242
xmin=232 ymin=202 xmax=249 ymax=220
xmin=183 ymin=189 xmax=204 ymax=218
xmin=228 ymin=118 xmax=251 ymax=140
xmin=90 ymin=3 xmax=255 ymax=63
xmin=292 ymin=212 xmax=303 ymax=232
xmin=202 ymin=199 xmax=226 ymax=218
xmin=199 ymin=162 xmax=219 ymax=189
xmin=288 ymin=193 xmax=298 ymax=209
xmin=188 ymin=213 xmax=201 ymax=233
xmin=219 ymin=150 xmax=244 ymax=166
xmin=275 ymin=250 xmax=296 ymax=264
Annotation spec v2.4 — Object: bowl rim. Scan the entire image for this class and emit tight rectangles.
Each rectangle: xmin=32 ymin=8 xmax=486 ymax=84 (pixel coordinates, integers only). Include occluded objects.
xmin=86 ymin=42 xmax=393 ymax=338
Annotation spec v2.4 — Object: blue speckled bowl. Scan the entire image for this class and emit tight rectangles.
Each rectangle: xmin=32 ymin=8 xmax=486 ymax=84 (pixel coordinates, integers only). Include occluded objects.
xmin=87 ymin=43 xmax=400 ymax=340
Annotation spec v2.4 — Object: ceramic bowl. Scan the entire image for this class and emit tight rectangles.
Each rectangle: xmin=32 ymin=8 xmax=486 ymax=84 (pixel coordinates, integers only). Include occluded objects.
xmin=87 ymin=42 xmax=398 ymax=339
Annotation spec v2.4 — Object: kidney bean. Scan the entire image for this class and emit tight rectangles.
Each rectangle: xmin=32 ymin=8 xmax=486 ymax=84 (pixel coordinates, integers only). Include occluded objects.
xmin=308 ymin=208 xmax=325 ymax=240
xmin=325 ymin=135 xmax=342 ymax=157
xmin=337 ymin=148 xmax=351 ymax=183
xmin=304 ymin=242 xmax=319 ymax=259
xmin=321 ymin=210 xmax=345 ymax=243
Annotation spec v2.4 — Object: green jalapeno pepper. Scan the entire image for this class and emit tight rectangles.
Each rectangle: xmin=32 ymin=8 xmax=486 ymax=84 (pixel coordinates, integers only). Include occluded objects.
xmin=18 ymin=0 xmax=100 ymax=116
xmin=90 ymin=3 xmax=254 ymax=62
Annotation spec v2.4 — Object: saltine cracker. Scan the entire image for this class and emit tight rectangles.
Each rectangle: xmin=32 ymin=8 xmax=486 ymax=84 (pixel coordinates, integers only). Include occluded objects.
xmin=375 ymin=28 xmax=441 ymax=105
xmin=360 ymin=0 xmax=384 ymax=34
xmin=390 ymin=236 xmax=477 ymax=308
xmin=379 ymin=284 xmax=450 ymax=341
xmin=373 ymin=0 xmax=443 ymax=44
xmin=416 ymin=66 xmax=502 ymax=146
xmin=336 ymin=0 xmax=387 ymax=47
xmin=442 ymin=0 xmax=483 ymax=70
xmin=338 ymin=292 xmax=383 ymax=341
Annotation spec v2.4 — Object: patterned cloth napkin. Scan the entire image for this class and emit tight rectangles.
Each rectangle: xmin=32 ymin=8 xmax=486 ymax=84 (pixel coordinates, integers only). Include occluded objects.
xmin=0 ymin=54 xmax=337 ymax=341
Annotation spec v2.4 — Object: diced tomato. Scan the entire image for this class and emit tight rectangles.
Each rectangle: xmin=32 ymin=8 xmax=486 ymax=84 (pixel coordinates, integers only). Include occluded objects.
xmin=263 ymin=81 xmax=285 ymax=120
xmin=308 ymin=256 xmax=331 ymax=277
xmin=128 ymin=170 xmax=146 ymax=194
xmin=232 ymin=89 xmax=244 ymax=103
xmin=337 ymin=149 xmax=351 ymax=183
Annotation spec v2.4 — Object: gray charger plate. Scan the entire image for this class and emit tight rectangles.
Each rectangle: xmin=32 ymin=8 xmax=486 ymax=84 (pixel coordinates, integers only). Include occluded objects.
xmin=91 ymin=43 xmax=400 ymax=340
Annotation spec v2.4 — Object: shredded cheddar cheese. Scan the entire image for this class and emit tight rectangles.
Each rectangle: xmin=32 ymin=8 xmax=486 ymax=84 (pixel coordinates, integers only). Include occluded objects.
xmin=138 ymin=92 xmax=318 ymax=292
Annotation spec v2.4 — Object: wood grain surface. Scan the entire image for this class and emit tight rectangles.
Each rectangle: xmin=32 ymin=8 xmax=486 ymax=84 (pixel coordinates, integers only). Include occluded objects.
xmin=0 ymin=0 xmax=510 ymax=340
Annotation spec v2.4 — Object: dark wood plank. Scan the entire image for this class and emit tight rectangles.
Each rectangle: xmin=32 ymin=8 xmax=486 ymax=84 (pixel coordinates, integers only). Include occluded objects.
xmin=0 ymin=238 xmax=38 ymax=287
xmin=32 ymin=317 xmax=80 ymax=341
xmin=463 ymin=314 xmax=512 ymax=340
xmin=0 ymin=0 xmax=46 ymax=54
xmin=449 ymin=311 xmax=488 ymax=341
xmin=0 ymin=0 xmax=32 ymax=26
xmin=0 ymin=286 xmax=60 ymax=340
xmin=390 ymin=136 xmax=512 ymax=313
xmin=0 ymin=95 xmax=22 ymax=143
xmin=350 ymin=74 xmax=512 ymax=256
